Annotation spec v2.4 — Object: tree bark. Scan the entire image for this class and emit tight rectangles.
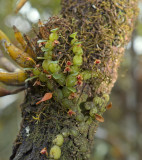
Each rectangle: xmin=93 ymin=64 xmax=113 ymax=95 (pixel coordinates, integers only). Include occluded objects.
xmin=10 ymin=0 xmax=138 ymax=160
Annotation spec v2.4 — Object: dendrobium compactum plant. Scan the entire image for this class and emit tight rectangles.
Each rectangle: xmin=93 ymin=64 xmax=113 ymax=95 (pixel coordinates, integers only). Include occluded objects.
xmin=0 ymin=0 xmax=139 ymax=160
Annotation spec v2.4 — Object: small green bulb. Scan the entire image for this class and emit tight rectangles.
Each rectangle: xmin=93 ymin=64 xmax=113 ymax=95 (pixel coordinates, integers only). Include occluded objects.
xmin=45 ymin=40 xmax=54 ymax=50
xmin=103 ymin=93 xmax=110 ymax=102
xmin=70 ymin=127 xmax=79 ymax=137
xmin=78 ymin=122 xmax=89 ymax=136
xmin=72 ymin=45 xmax=83 ymax=55
xmin=61 ymin=98 xmax=73 ymax=109
xmin=76 ymin=113 xmax=84 ymax=122
xmin=44 ymin=51 xmax=52 ymax=60
xmin=93 ymin=96 xmax=104 ymax=106
xmin=54 ymin=73 xmax=66 ymax=86
xmin=62 ymin=86 xmax=72 ymax=98
xmin=86 ymin=117 xmax=93 ymax=125
xmin=71 ymin=38 xmax=77 ymax=45
xmin=61 ymin=128 xmax=70 ymax=138
xmin=47 ymin=80 xmax=54 ymax=91
xmin=53 ymin=89 xmax=63 ymax=101
xmin=53 ymin=134 xmax=64 ymax=146
xmin=84 ymin=102 xmax=94 ymax=110
xmin=81 ymin=70 xmax=92 ymax=80
xmin=49 ymin=32 xmax=59 ymax=41
xmin=42 ymin=60 xmax=50 ymax=71
xmin=50 ymin=145 xmax=61 ymax=160
xmin=89 ymin=108 xmax=98 ymax=117
xmin=70 ymin=66 xmax=80 ymax=74
xmin=49 ymin=63 xmax=61 ymax=73
xmin=33 ymin=68 xmax=40 ymax=76
xmin=39 ymin=72 xmax=47 ymax=82
xmin=66 ymin=75 xmax=77 ymax=87
xmin=73 ymin=55 xmax=83 ymax=66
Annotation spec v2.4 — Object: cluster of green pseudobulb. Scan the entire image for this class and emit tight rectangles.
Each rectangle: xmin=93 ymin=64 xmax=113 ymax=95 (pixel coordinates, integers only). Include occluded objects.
xmin=25 ymin=28 xmax=110 ymax=118
xmin=26 ymin=28 xmax=110 ymax=159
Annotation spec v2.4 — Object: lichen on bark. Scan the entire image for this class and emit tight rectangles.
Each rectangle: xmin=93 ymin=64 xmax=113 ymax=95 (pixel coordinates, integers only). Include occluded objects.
xmin=9 ymin=0 xmax=138 ymax=160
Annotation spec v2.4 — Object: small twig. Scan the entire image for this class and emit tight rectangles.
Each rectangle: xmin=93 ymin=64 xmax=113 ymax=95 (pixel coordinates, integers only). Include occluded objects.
xmin=0 ymin=86 xmax=26 ymax=97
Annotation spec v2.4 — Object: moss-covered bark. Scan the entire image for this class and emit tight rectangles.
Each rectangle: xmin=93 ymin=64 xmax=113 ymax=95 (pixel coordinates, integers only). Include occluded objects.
xmin=10 ymin=0 xmax=138 ymax=160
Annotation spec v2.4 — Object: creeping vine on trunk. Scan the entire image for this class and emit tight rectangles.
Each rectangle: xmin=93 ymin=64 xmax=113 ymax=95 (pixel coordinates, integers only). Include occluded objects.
xmin=0 ymin=0 xmax=138 ymax=160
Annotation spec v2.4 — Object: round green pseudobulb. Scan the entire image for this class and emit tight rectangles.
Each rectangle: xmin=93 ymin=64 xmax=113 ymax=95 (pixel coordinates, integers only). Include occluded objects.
xmin=76 ymin=113 xmax=84 ymax=122
xmin=66 ymin=75 xmax=77 ymax=87
xmin=103 ymin=93 xmax=110 ymax=102
xmin=72 ymin=45 xmax=83 ymax=55
xmin=45 ymin=40 xmax=54 ymax=50
xmin=39 ymin=72 xmax=47 ymax=82
xmin=55 ymin=73 xmax=66 ymax=86
xmin=70 ymin=127 xmax=79 ymax=137
xmin=70 ymin=66 xmax=80 ymax=74
xmin=61 ymin=128 xmax=70 ymax=138
xmin=53 ymin=89 xmax=63 ymax=101
xmin=61 ymin=98 xmax=73 ymax=109
xmin=81 ymin=70 xmax=92 ymax=80
xmin=62 ymin=87 xmax=72 ymax=98
xmin=47 ymin=80 xmax=54 ymax=91
xmin=33 ymin=68 xmax=40 ymax=76
xmin=93 ymin=96 xmax=104 ymax=106
xmin=71 ymin=38 xmax=77 ymax=45
xmin=78 ymin=122 xmax=89 ymax=136
xmin=44 ymin=51 xmax=52 ymax=60
xmin=86 ymin=117 xmax=93 ymax=125
xmin=42 ymin=60 xmax=50 ymax=71
xmin=49 ymin=63 xmax=61 ymax=73
xmin=50 ymin=145 xmax=61 ymax=160
xmin=49 ymin=32 xmax=59 ymax=41
xmin=53 ymin=134 xmax=64 ymax=146
xmin=100 ymin=106 xmax=106 ymax=113
xmin=73 ymin=55 xmax=83 ymax=66
xmin=89 ymin=108 xmax=98 ymax=117
xmin=84 ymin=102 xmax=94 ymax=110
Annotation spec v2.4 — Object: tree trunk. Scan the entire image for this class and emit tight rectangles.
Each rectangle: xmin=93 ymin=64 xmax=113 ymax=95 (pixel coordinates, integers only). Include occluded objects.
xmin=10 ymin=0 xmax=138 ymax=160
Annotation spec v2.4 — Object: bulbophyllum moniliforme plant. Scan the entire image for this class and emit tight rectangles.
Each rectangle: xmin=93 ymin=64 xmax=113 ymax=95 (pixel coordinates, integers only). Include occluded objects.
xmin=0 ymin=0 xmax=139 ymax=159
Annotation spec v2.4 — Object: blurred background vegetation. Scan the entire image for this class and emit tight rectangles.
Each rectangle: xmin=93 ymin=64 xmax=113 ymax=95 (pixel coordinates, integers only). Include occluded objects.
xmin=0 ymin=0 xmax=142 ymax=160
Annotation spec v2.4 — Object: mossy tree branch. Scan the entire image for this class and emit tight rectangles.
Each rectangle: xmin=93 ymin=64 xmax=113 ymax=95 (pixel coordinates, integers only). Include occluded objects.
xmin=8 ymin=0 xmax=139 ymax=160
